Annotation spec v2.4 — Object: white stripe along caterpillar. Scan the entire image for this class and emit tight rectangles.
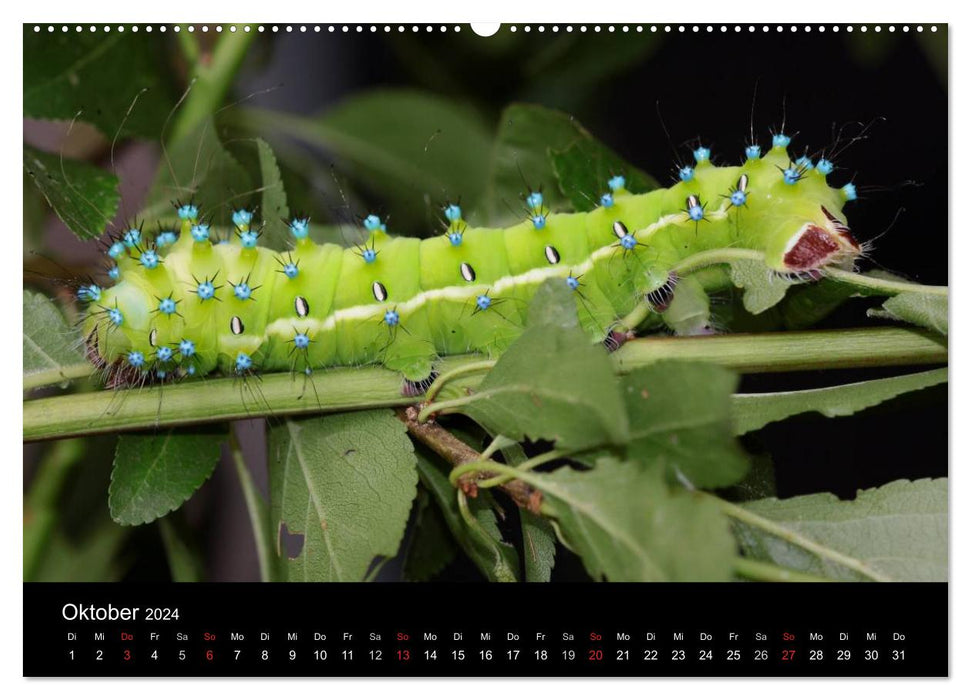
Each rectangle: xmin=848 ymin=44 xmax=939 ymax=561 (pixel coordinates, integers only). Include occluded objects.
xmin=79 ymin=135 xmax=859 ymax=386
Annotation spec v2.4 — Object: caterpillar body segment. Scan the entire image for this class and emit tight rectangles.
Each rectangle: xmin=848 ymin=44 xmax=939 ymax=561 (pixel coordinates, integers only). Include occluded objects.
xmin=83 ymin=138 xmax=859 ymax=382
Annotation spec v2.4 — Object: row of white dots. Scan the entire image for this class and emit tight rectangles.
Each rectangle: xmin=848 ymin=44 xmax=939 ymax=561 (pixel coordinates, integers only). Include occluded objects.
xmin=33 ymin=24 xmax=940 ymax=34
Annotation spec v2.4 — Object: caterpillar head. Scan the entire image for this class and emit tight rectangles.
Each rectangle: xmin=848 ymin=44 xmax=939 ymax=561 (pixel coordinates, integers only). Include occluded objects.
xmin=780 ymin=204 xmax=861 ymax=272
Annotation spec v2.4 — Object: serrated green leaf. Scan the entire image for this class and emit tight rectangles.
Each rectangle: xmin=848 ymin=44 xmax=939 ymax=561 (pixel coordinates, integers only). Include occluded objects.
xmin=23 ymin=290 xmax=86 ymax=389
xmin=415 ymin=451 xmax=519 ymax=582
xmin=141 ymin=118 xmax=252 ymax=227
xmin=255 ymin=138 xmax=291 ymax=250
xmin=538 ymin=457 xmax=735 ymax=581
xmin=550 ymin=139 xmax=658 ymax=212
xmin=30 ymin=521 xmax=129 ymax=583
xmin=24 ymin=145 xmax=120 ymax=241
xmin=869 ymin=292 xmax=948 ymax=335
xmin=732 ymin=368 xmax=948 ymax=435
xmin=23 ymin=26 xmax=176 ymax=139
xmin=622 ymin=362 xmax=749 ymax=489
xmin=245 ymin=90 xmax=493 ymax=231
xmin=458 ymin=290 xmax=628 ymax=451
xmin=729 ymin=258 xmax=798 ymax=314
xmin=521 ymin=509 xmax=556 ymax=582
xmin=268 ymin=410 xmax=418 ymax=582
xmin=732 ymin=478 xmax=947 ymax=581
xmin=781 ymin=277 xmax=877 ymax=329
xmin=109 ymin=429 xmax=225 ymax=526
xmin=403 ymin=487 xmax=458 ymax=581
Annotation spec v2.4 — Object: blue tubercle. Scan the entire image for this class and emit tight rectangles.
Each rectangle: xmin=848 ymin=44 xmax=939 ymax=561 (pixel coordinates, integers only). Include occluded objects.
xmin=678 ymin=166 xmax=694 ymax=182
xmin=186 ymin=365 xmax=196 ymax=376
xmin=448 ymin=231 xmax=463 ymax=246
xmin=283 ymin=262 xmax=299 ymax=279
xmin=795 ymin=156 xmax=813 ymax=170
xmin=687 ymin=202 xmax=705 ymax=222
xmin=600 ymin=193 xmax=614 ymax=208
xmin=730 ymin=190 xmax=747 ymax=207
xmin=78 ymin=284 xmax=101 ymax=303
xmin=693 ymin=146 xmax=711 ymax=163
xmin=816 ymin=159 xmax=834 ymax=175
xmin=842 ymin=183 xmax=858 ymax=201
xmin=475 ymin=294 xmax=492 ymax=311
xmin=107 ymin=265 xmax=120 ymax=281
xmin=127 ymin=350 xmax=145 ymax=368
xmin=608 ymin=175 xmax=626 ymax=192
xmin=108 ymin=241 xmax=126 ymax=259
xmin=179 ymin=339 xmax=196 ymax=357
xmin=156 ymin=346 xmax=173 ymax=362
xmin=235 ymin=352 xmax=253 ymax=373
xmin=443 ymin=204 xmax=462 ymax=222
xmin=745 ymin=144 xmax=761 ymax=160
xmin=289 ymin=217 xmax=310 ymax=239
xmin=525 ymin=192 xmax=543 ymax=210
xmin=123 ymin=228 xmax=141 ymax=248
xmin=782 ymin=167 xmax=802 ymax=185
xmin=362 ymin=248 xmax=378 ymax=264
xmin=156 ymin=231 xmax=177 ymax=247
xmin=233 ymin=282 xmax=253 ymax=301
xmin=363 ymin=214 xmax=383 ymax=232
xmin=772 ymin=133 xmax=791 ymax=148
xmin=383 ymin=310 xmax=400 ymax=327
xmin=239 ymin=230 xmax=259 ymax=248
xmin=620 ymin=234 xmax=637 ymax=250
xmin=177 ymin=203 xmax=198 ymax=220
xmin=294 ymin=332 xmax=310 ymax=349
xmin=232 ymin=209 xmax=254 ymax=228
xmin=190 ymin=223 xmax=210 ymax=243
xmin=108 ymin=308 xmax=123 ymax=326
xmin=531 ymin=214 xmax=546 ymax=230
xmin=196 ymin=281 xmax=215 ymax=301
xmin=158 ymin=297 xmax=177 ymax=315
xmin=156 ymin=370 xmax=167 ymax=380
xmin=139 ymin=250 xmax=159 ymax=269
xmin=566 ymin=276 xmax=580 ymax=291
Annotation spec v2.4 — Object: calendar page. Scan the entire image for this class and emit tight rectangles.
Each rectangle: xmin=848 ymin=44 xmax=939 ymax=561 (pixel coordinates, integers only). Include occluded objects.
xmin=22 ymin=20 xmax=948 ymax=678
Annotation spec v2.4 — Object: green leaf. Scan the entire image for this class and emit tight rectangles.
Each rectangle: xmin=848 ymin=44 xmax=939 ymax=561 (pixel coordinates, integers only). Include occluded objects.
xmin=142 ymin=118 xmax=252 ymax=227
xmin=255 ymin=138 xmax=291 ymax=250
xmin=158 ymin=516 xmax=205 ymax=582
xmin=781 ymin=277 xmax=880 ymax=329
xmin=521 ymin=510 xmax=556 ymax=582
xmin=621 ymin=362 xmax=749 ymax=489
xmin=732 ymin=478 xmax=948 ymax=581
xmin=869 ymin=292 xmax=948 ymax=335
xmin=30 ymin=521 xmax=129 ymax=583
xmin=24 ymin=145 xmax=120 ymax=241
xmin=245 ymin=90 xmax=493 ymax=231
xmin=268 ymin=410 xmax=418 ymax=582
xmin=729 ymin=258 xmax=798 ymax=314
xmin=549 ymin=139 xmax=659 ymax=211
xmin=23 ymin=26 xmax=176 ymax=139
xmin=23 ymin=290 xmax=86 ymax=389
xmin=415 ymin=451 xmax=519 ymax=582
xmin=402 ymin=487 xmax=458 ymax=581
xmin=538 ymin=458 xmax=735 ymax=581
xmin=109 ymin=429 xmax=225 ymax=526
xmin=732 ymin=368 xmax=948 ymax=435
xmin=458 ymin=284 xmax=628 ymax=451
xmin=488 ymin=104 xmax=579 ymax=218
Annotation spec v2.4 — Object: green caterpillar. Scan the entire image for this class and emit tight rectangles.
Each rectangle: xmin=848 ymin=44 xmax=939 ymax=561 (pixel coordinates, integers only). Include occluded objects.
xmin=80 ymin=135 xmax=859 ymax=386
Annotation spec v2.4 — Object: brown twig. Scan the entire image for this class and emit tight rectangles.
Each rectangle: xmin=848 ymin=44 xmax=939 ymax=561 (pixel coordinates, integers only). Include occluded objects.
xmin=396 ymin=406 xmax=542 ymax=513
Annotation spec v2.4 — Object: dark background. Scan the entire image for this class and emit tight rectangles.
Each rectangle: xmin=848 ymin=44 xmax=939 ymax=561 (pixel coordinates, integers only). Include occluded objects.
xmin=25 ymin=25 xmax=948 ymax=582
